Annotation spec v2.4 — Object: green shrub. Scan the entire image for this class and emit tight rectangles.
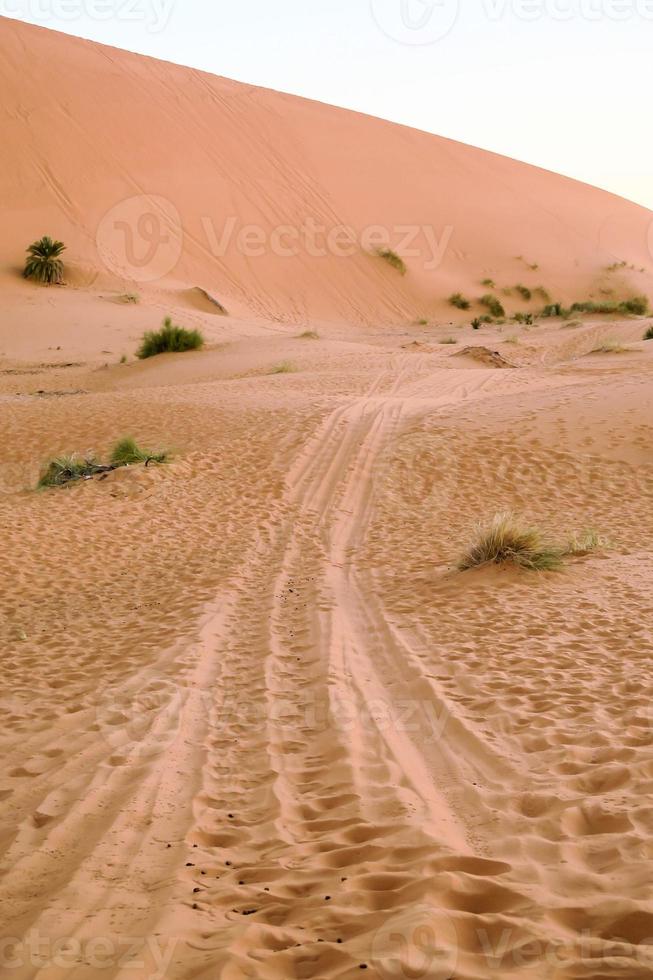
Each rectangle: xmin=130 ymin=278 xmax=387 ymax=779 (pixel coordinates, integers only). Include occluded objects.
xmin=644 ymin=326 xmax=653 ymax=340
xmin=481 ymin=278 xmax=495 ymax=288
xmin=23 ymin=236 xmax=66 ymax=285
xmin=568 ymin=296 xmax=649 ymax=316
xmin=471 ymin=317 xmax=482 ymax=330
xmin=439 ymin=337 xmax=457 ymax=344
xmin=458 ymin=512 xmax=564 ymax=572
xmin=270 ymin=361 xmax=296 ymax=374
xmin=515 ymin=284 xmax=532 ymax=301
xmin=110 ymin=437 xmax=167 ymax=467
xmin=137 ymin=318 xmax=204 ymax=359
xmin=119 ymin=292 xmax=140 ymax=304
xmin=480 ymin=294 xmax=505 ymax=318
xmin=38 ymin=454 xmax=103 ymax=489
xmin=514 ymin=312 xmax=534 ymax=325
xmin=375 ymin=247 xmax=406 ymax=275
xmin=38 ymin=439 xmax=169 ymax=489
xmin=298 ymin=330 xmax=319 ymax=339
xmin=535 ymin=286 xmax=551 ymax=303
xmin=449 ymin=292 xmax=471 ymax=310
xmin=541 ymin=303 xmax=571 ymax=318
xmin=619 ymin=296 xmax=649 ymax=315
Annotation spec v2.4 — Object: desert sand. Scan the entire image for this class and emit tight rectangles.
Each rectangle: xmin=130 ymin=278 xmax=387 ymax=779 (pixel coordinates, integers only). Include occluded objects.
xmin=1 ymin=16 xmax=653 ymax=980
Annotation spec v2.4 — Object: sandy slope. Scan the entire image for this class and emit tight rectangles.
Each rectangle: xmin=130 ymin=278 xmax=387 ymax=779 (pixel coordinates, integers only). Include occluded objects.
xmin=2 ymin=16 xmax=653 ymax=980
xmin=2 ymin=16 xmax=653 ymax=333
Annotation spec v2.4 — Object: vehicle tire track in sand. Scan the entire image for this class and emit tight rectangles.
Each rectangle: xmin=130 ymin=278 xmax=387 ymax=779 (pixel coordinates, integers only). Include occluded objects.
xmin=164 ymin=362 xmax=546 ymax=979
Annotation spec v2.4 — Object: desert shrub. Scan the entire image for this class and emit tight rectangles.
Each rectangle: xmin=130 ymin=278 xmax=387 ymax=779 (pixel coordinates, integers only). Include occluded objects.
xmin=471 ymin=317 xmax=482 ymax=330
xmin=38 ymin=454 xmax=103 ymax=489
xmin=514 ymin=312 xmax=534 ymax=325
xmin=439 ymin=337 xmax=457 ymax=344
xmin=458 ymin=512 xmax=564 ymax=572
xmin=644 ymin=325 xmax=653 ymax=340
xmin=535 ymin=286 xmax=551 ymax=302
xmin=569 ymin=296 xmax=649 ymax=316
xmin=23 ymin=236 xmax=66 ymax=285
xmin=110 ymin=437 xmax=167 ymax=467
xmin=606 ymin=260 xmax=627 ymax=272
xmin=449 ymin=292 xmax=471 ymax=310
xmin=515 ymin=284 xmax=532 ymax=301
xmin=416 ymin=319 xmax=428 ymax=326
xmin=566 ymin=530 xmax=606 ymax=555
xmin=119 ymin=292 xmax=140 ymax=304
xmin=541 ymin=303 xmax=571 ymax=318
xmin=298 ymin=330 xmax=319 ymax=339
xmin=137 ymin=317 xmax=204 ymax=359
xmin=619 ymin=296 xmax=649 ymax=315
xmin=591 ymin=340 xmax=628 ymax=354
xmin=375 ymin=247 xmax=406 ymax=275
xmin=481 ymin=278 xmax=496 ymax=288
xmin=270 ymin=361 xmax=296 ymax=374
xmin=480 ymin=294 xmax=505 ymax=318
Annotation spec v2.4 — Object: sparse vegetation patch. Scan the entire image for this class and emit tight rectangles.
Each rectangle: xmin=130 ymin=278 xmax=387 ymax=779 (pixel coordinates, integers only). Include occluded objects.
xmin=449 ymin=292 xmax=471 ymax=310
xmin=480 ymin=294 xmax=506 ymax=318
xmin=458 ymin=512 xmax=605 ymax=573
xmin=375 ymin=247 xmax=406 ymax=275
xmin=38 ymin=437 xmax=169 ymax=489
xmin=137 ymin=317 xmax=204 ymax=359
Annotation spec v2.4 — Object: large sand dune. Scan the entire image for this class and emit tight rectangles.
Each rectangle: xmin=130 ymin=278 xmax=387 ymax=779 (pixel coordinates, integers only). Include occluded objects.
xmin=2 ymin=16 xmax=653 ymax=331
xmin=1 ymin=16 xmax=653 ymax=980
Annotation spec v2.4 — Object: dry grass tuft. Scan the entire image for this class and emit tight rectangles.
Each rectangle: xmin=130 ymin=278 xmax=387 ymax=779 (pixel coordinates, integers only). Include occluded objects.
xmin=458 ymin=512 xmax=564 ymax=572
xmin=591 ymin=340 xmax=629 ymax=354
xmin=459 ymin=513 xmax=606 ymax=572
xmin=270 ymin=361 xmax=296 ymax=374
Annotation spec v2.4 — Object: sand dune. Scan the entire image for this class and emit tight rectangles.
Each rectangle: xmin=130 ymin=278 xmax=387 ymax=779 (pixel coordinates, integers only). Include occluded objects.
xmin=1 ymin=16 xmax=653 ymax=980
xmin=2 ymin=16 xmax=653 ymax=335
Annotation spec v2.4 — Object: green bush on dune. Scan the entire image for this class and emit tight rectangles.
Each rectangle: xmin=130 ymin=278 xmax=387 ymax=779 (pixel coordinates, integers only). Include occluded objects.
xmin=480 ymin=294 xmax=506 ymax=318
xmin=110 ymin=437 xmax=168 ymax=467
xmin=38 ymin=438 xmax=168 ymax=489
xmin=37 ymin=454 xmax=104 ymax=489
xmin=137 ymin=317 xmax=204 ymax=359
xmin=644 ymin=326 xmax=653 ymax=340
xmin=374 ymin=247 xmax=407 ymax=275
xmin=23 ymin=236 xmax=66 ymax=285
xmin=449 ymin=292 xmax=471 ymax=310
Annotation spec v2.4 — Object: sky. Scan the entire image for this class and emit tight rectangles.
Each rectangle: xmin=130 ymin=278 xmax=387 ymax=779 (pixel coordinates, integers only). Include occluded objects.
xmin=3 ymin=0 xmax=652 ymax=210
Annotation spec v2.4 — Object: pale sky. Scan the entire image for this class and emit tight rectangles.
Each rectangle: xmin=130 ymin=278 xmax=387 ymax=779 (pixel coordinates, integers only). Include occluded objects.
xmin=4 ymin=0 xmax=652 ymax=210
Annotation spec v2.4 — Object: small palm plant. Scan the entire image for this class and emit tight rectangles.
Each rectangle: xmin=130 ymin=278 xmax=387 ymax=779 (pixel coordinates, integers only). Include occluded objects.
xmin=23 ymin=236 xmax=66 ymax=285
